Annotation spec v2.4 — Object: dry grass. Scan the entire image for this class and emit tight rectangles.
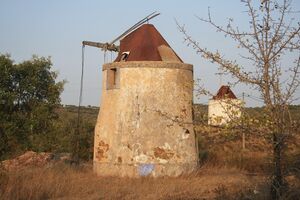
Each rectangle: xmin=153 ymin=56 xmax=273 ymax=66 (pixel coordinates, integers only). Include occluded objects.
xmin=195 ymin=123 xmax=300 ymax=174
xmin=0 ymin=163 xmax=276 ymax=200
xmin=1 ymin=121 xmax=299 ymax=199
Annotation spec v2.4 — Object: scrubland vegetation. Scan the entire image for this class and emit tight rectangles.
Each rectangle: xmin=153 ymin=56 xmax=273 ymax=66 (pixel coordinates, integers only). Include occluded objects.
xmin=0 ymin=104 xmax=299 ymax=199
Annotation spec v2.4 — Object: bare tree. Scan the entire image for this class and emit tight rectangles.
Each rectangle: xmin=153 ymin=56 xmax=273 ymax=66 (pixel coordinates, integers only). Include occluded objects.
xmin=177 ymin=0 xmax=300 ymax=199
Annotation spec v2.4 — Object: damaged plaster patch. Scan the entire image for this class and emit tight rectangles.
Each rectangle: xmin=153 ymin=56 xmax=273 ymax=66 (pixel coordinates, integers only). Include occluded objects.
xmin=117 ymin=157 xmax=122 ymax=163
xmin=132 ymin=143 xmax=142 ymax=154
xmin=96 ymin=140 xmax=109 ymax=161
xmin=163 ymin=143 xmax=171 ymax=150
xmin=181 ymin=108 xmax=187 ymax=116
xmin=153 ymin=143 xmax=174 ymax=164
xmin=134 ymin=153 xmax=149 ymax=163
xmin=153 ymin=147 xmax=174 ymax=160
xmin=132 ymin=143 xmax=150 ymax=163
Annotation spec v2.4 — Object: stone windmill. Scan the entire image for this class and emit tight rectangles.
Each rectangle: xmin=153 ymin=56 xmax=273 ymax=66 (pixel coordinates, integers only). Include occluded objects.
xmin=86 ymin=18 xmax=198 ymax=177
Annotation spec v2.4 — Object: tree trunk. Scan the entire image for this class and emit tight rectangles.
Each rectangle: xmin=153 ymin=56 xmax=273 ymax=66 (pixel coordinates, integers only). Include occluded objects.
xmin=271 ymin=132 xmax=284 ymax=200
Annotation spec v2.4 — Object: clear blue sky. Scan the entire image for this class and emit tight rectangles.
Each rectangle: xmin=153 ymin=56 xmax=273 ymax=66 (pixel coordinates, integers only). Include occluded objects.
xmin=1 ymin=0 xmax=299 ymax=107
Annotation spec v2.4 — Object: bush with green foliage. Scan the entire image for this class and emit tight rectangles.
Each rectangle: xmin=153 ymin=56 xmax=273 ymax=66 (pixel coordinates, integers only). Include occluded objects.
xmin=0 ymin=54 xmax=64 ymax=160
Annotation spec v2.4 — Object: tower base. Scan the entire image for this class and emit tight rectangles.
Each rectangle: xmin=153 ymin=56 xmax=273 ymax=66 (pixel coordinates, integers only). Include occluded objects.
xmin=93 ymin=161 xmax=198 ymax=177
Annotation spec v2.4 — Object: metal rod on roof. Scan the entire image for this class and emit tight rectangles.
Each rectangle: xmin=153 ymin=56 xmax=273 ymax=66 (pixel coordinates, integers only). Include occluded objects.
xmin=82 ymin=41 xmax=119 ymax=52
xmin=81 ymin=11 xmax=160 ymax=53
xmin=109 ymin=11 xmax=160 ymax=45
xmin=109 ymin=11 xmax=157 ymax=44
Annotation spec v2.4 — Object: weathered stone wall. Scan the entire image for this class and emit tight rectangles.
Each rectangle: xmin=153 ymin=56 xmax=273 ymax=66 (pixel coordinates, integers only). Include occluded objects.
xmin=94 ymin=61 xmax=198 ymax=177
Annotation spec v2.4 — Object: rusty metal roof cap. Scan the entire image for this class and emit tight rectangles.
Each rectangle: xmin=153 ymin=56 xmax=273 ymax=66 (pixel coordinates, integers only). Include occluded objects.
xmin=213 ymin=85 xmax=237 ymax=100
xmin=114 ymin=24 xmax=183 ymax=62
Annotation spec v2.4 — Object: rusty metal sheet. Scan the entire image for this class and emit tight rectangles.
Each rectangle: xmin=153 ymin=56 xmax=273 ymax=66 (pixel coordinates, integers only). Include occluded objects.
xmin=213 ymin=85 xmax=237 ymax=100
xmin=114 ymin=24 xmax=183 ymax=62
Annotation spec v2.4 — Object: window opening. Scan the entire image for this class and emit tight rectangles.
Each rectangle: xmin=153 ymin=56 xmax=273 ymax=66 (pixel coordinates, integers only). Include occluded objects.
xmin=107 ymin=67 xmax=120 ymax=90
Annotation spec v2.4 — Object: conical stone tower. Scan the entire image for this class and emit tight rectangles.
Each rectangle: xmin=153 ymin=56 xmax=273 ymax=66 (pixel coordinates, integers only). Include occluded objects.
xmin=94 ymin=24 xmax=198 ymax=177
